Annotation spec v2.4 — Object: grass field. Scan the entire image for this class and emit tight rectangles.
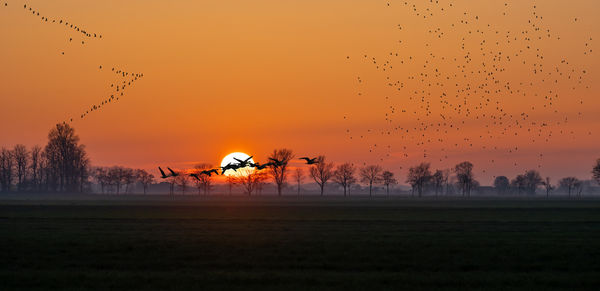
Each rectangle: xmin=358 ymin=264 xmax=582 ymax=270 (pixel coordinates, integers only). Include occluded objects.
xmin=1 ymin=195 xmax=599 ymax=290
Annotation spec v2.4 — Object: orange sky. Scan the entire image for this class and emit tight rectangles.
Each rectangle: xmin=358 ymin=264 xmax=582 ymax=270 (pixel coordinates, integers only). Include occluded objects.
xmin=0 ymin=0 xmax=599 ymax=184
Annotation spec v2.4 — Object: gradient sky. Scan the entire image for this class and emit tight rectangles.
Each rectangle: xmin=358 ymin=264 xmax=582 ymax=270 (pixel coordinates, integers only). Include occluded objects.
xmin=1 ymin=0 xmax=599 ymax=184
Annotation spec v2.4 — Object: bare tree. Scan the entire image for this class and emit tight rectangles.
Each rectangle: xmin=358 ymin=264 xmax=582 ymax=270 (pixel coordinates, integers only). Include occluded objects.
xmin=309 ymin=156 xmax=334 ymax=196
xmin=511 ymin=175 xmax=526 ymax=195
xmin=454 ymin=161 xmax=475 ymax=197
xmin=226 ymin=175 xmax=236 ymax=195
xmin=360 ymin=165 xmax=383 ymax=197
xmin=175 ymin=174 xmax=190 ymax=195
xmin=30 ymin=145 xmax=42 ymax=191
xmin=543 ymin=177 xmax=554 ymax=198
xmin=333 ymin=163 xmax=356 ymax=196
xmin=494 ymin=176 xmax=510 ymax=195
xmin=292 ymin=168 xmax=304 ymax=196
xmin=236 ymin=168 xmax=267 ymax=196
xmin=382 ymin=171 xmax=397 ymax=196
xmin=0 ymin=148 xmax=14 ymax=192
xmin=431 ymin=170 xmax=444 ymax=197
xmin=193 ymin=163 xmax=214 ymax=195
xmin=94 ymin=167 xmax=109 ymax=194
xmin=255 ymin=171 xmax=269 ymax=195
xmin=136 ymin=169 xmax=154 ymax=195
xmin=122 ymin=168 xmax=136 ymax=194
xmin=593 ymin=159 xmax=600 ymax=186
xmin=406 ymin=163 xmax=432 ymax=197
xmin=44 ymin=123 xmax=89 ymax=192
xmin=12 ymin=144 xmax=29 ymax=192
xmin=574 ymin=180 xmax=583 ymax=197
xmin=523 ymin=170 xmax=543 ymax=195
xmin=108 ymin=167 xmax=124 ymax=194
xmin=268 ymin=148 xmax=294 ymax=196
xmin=559 ymin=177 xmax=578 ymax=197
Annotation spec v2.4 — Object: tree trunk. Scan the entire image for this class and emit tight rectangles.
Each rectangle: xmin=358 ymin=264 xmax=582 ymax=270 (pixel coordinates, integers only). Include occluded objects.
xmin=320 ymin=184 xmax=324 ymax=196
xmin=369 ymin=182 xmax=373 ymax=197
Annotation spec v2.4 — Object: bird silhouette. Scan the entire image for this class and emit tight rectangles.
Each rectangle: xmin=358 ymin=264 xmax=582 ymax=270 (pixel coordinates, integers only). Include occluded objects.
xmin=201 ymin=169 xmax=219 ymax=176
xmin=167 ymin=167 xmax=179 ymax=177
xmin=250 ymin=162 xmax=274 ymax=170
xmin=233 ymin=156 xmax=254 ymax=167
xmin=268 ymin=157 xmax=284 ymax=167
xmin=220 ymin=163 xmax=240 ymax=175
xmin=158 ymin=167 xmax=171 ymax=179
xmin=299 ymin=157 xmax=319 ymax=164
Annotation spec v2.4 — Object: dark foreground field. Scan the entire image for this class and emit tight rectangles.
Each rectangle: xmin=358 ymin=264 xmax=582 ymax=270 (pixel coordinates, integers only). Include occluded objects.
xmin=1 ymin=195 xmax=599 ymax=290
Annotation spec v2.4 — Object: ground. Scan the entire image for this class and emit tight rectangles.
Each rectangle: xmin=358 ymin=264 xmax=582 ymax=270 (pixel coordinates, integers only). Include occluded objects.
xmin=1 ymin=195 xmax=599 ymax=290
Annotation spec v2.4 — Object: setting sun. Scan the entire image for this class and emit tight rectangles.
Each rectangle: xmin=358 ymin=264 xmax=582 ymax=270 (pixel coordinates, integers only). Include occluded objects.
xmin=220 ymin=152 xmax=255 ymax=177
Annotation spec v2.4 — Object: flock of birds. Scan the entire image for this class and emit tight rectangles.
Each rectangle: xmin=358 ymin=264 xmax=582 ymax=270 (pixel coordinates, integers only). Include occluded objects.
xmin=158 ymin=156 xmax=319 ymax=181
xmin=2 ymin=2 xmax=146 ymax=123
xmin=344 ymin=1 xmax=594 ymax=177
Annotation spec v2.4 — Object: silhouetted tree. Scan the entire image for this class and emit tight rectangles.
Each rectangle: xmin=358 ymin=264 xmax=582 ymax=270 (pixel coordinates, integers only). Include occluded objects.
xmin=226 ymin=175 xmax=236 ymax=195
xmin=543 ymin=177 xmax=554 ymax=198
xmin=454 ymin=161 xmax=475 ymax=197
xmin=44 ymin=123 xmax=89 ymax=192
xmin=333 ymin=163 xmax=356 ymax=196
xmin=175 ymin=174 xmax=190 ymax=195
xmin=109 ymin=167 xmax=128 ymax=194
xmin=559 ymin=177 xmax=578 ymax=197
xmin=406 ymin=163 xmax=432 ymax=197
xmin=511 ymin=175 xmax=526 ymax=195
xmin=360 ymin=165 xmax=383 ymax=197
xmin=30 ymin=145 xmax=42 ymax=191
xmin=292 ymin=168 xmax=304 ymax=196
xmin=136 ymin=169 xmax=154 ymax=195
xmin=94 ymin=167 xmax=109 ymax=194
xmin=574 ymin=180 xmax=583 ymax=197
xmin=268 ymin=148 xmax=294 ymax=196
xmin=309 ymin=156 xmax=333 ymax=196
xmin=382 ymin=171 xmax=397 ymax=196
xmin=494 ymin=176 xmax=510 ymax=195
xmin=522 ymin=170 xmax=543 ymax=195
xmin=13 ymin=144 xmax=29 ymax=192
xmin=255 ymin=171 xmax=269 ymax=195
xmin=122 ymin=168 xmax=136 ymax=194
xmin=593 ymin=159 xmax=600 ymax=186
xmin=432 ymin=170 xmax=445 ymax=197
xmin=236 ymin=168 xmax=267 ymax=196
xmin=0 ymin=147 xmax=14 ymax=192
xmin=193 ymin=163 xmax=213 ymax=195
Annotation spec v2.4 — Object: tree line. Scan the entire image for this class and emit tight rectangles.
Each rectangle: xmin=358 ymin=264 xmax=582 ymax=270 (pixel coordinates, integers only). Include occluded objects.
xmin=1 ymin=124 xmax=90 ymax=193
xmin=2 ymin=124 xmax=600 ymax=196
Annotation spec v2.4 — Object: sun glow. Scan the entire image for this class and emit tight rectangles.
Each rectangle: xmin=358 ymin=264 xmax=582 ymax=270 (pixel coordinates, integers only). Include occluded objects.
xmin=220 ymin=152 xmax=255 ymax=177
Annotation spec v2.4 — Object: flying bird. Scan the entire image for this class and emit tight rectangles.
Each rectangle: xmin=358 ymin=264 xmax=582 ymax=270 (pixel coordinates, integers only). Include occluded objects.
xmin=158 ymin=167 xmax=171 ymax=179
xmin=167 ymin=167 xmax=179 ymax=177
xmin=299 ymin=157 xmax=319 ymax=164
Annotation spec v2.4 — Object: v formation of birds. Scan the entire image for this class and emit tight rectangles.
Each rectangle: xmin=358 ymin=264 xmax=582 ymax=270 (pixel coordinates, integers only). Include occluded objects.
xmin=2 ymin=2 xmax=146 ymax=123
xmin=344 ymin=1 xmax=593 ymax=177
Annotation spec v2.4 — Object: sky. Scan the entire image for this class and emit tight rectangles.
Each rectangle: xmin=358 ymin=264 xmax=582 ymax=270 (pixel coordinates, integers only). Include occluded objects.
xmin=0 ymin=0 xmax=599 ymax=185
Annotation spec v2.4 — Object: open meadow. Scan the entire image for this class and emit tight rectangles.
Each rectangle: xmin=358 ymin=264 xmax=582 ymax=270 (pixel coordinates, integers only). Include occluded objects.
xmin=1 ymin=195 xmax=599 ymax=290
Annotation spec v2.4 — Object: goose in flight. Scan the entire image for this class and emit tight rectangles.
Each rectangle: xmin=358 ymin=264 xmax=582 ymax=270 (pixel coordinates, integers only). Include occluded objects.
xmin=234 ymin=156 xmax=253 ymax=167
xmin=251 ymin=162 xmax=274 ymax=170
xmin=201 ymin=169 xmax=220 ymax=176
xmin=167 ymin=167 xmax=179 ymax=177
xmin=299 ymin=157 xmax=319 ymax=164
xmin=268 ymin=157 xmax=284 ymax=167
xmin=158 ymin=167 xmax=171 ymax=179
